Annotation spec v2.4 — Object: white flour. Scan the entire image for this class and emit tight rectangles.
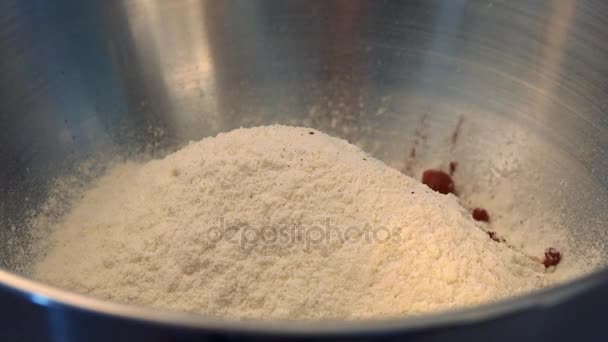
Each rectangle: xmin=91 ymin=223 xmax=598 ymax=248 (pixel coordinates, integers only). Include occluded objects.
xmin=34 ymin=125 xmax=565 ymax=319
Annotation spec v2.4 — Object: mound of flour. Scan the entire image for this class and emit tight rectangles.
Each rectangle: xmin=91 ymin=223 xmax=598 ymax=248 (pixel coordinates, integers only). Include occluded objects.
xmin=33 ymin=125 xmax=549 ymax=319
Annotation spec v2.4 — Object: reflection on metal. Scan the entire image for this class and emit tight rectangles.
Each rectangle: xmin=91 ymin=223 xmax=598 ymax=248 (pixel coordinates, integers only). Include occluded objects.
xmin=531 ymin=1 xmax=575 ymax=122
xmin=123 ymin=1 xmax=220 ymax=139
xmin=30 ymin=293 xmax=51 ymax=306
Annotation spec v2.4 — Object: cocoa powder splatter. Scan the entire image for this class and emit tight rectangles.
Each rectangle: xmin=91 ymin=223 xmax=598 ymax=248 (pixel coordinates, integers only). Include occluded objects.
xmin=421 ymin=169 xmax=454 ymax=195
xmin=449 ymin=161 xmax=458 ymax=176
xmin=450 ymin=115 xmax=465 ymax=148
xmin=487 ymin=231 xmax=505 ymax=243
xmin=472 ymin=208 xmax=490 ymax=222
xmin=543 ymin=248 xmax=562 ymax=268
xmin=403 ymin=112 xmax=429 ymax=174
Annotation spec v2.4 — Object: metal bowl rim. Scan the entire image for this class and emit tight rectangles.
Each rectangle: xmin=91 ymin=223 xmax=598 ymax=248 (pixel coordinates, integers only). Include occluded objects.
xmin=0 ymin=265 xmax=606 ymax=336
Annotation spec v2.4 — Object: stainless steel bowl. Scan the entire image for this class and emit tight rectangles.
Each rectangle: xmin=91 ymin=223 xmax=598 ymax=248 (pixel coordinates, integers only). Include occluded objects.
xmin=2 ymin=1 xmax=608 ymax=340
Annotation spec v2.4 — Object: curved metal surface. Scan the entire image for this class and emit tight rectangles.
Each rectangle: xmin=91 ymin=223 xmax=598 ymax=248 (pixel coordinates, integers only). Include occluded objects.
xmin=1 ymin=0 xmax=608 ymax=340
xmin=1 ymin=265 xmax=608 ymax=341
